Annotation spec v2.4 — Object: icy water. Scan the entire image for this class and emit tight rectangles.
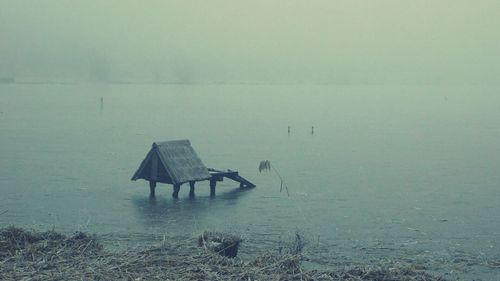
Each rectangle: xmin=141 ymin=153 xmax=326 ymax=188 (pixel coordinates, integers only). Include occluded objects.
xmin=1 ymin=83 xmax=499 ymax=279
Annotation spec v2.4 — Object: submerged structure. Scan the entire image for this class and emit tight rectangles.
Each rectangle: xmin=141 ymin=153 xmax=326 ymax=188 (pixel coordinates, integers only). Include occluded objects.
xmin=131 ymin=140 xmax=255 ymax=198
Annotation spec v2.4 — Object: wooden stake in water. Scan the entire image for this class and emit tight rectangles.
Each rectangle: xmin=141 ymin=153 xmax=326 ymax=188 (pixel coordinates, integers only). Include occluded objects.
xmin=100 ymin=96 xmax=104 ymax=113
xmin=311 ymin=126 xmax=314 ymax=135
xmin=288 ymin=126 xmax=291 ymax=135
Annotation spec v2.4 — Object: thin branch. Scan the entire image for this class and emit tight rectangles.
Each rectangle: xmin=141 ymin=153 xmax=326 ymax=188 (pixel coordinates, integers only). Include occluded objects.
xmin=272 ymin=166 xmax=289 ymax=197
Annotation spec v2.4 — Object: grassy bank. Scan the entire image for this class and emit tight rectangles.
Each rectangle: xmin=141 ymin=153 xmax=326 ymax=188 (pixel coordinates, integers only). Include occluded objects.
xmin=0 ymin=226 xmax=447 ymax=280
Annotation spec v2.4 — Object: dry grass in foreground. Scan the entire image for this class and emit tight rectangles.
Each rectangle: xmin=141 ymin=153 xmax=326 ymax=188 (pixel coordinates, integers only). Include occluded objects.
xmin=0 ymin=226 xmax=448 ymax=281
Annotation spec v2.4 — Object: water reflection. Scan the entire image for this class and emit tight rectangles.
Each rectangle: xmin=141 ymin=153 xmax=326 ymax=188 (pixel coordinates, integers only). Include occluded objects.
xmin=132 ymin=185 xmax=252 ymax=227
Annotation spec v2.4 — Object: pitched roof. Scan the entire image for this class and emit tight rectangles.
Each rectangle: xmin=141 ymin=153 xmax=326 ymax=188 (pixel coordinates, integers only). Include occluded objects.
xmin=131 ymin=140 xmax=211 ymax=185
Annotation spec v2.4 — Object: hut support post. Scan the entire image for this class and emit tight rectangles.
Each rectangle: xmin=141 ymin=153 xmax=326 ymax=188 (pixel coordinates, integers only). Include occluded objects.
xmin=210 ymin=179 xmax=216 ymax=197
xmin=189 ymin=181 xmax=196 ymax=198
xmin=172 ymin=184 xmax=180 ymax=198
xmin=149 ymin=181 xmax=156 ymax=197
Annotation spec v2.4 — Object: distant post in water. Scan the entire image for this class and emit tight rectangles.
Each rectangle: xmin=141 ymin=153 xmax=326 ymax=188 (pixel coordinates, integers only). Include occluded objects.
xmin=311 ymin=126 xmax=314 ymax=135
xmin=288 ymin=126 xmax=291 ymax=135
xmin=100 ymin=96 xmax=103 ymax=113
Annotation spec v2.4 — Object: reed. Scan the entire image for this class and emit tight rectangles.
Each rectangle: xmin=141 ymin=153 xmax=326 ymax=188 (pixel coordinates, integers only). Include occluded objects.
xmin=259 ymin=160 xmax=290 ymax=196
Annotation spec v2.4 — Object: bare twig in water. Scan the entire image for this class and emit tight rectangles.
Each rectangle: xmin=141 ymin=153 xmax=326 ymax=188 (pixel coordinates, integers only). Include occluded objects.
xmin=0 ymin=210 xmax=7 ymax=216
xmin=259 ymin=160 xmax=289 ymax=196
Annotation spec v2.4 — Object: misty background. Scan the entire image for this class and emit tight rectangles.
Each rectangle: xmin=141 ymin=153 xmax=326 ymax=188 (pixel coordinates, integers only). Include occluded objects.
xmin=2 ymin=2 xmax=500 ymax=279
xmin=1 ymin=0 xmax=499 ymax=84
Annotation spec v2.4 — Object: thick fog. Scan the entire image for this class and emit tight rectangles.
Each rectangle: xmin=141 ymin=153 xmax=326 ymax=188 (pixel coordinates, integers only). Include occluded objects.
xmin=1 ymin=0 xmax=499 ymax=84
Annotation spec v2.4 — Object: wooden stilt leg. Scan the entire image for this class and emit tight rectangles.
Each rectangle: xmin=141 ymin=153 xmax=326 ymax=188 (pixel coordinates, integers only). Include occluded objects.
xmin=149 ymin=181 xmax=156 ymax=197
xmin=189 ymin=181 xmax=195 ymax=198
xmin=172 ymin=184 xmax=180 ymax=199
xmin=210 ymin=179 xmax=216 ymax=197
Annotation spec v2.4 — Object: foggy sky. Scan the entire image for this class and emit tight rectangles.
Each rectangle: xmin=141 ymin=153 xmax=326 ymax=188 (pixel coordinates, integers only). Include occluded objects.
xmin=1 ymin=0 xmax=499 ymax=84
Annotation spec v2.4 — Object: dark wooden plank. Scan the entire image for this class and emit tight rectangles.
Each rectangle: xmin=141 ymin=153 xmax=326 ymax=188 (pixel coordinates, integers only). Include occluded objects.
xmin=208 ymin=168 xmax=255 ymax=188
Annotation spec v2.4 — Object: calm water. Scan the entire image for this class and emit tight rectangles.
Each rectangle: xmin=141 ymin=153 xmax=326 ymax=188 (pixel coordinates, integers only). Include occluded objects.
xmin=1 ymin=83 xmax=499 ymax=279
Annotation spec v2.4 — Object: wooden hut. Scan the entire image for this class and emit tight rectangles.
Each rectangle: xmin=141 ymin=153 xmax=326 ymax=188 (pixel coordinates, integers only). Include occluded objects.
xmin=131 ymin=140 xmax=211 ymax=198
xmin=131 ymin=140 xmax=255 ymax=198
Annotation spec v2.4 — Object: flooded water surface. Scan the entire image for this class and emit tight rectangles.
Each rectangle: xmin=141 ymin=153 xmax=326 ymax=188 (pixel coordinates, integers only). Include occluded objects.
xmin=1 ymin=84 xmax=499 ymax=279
